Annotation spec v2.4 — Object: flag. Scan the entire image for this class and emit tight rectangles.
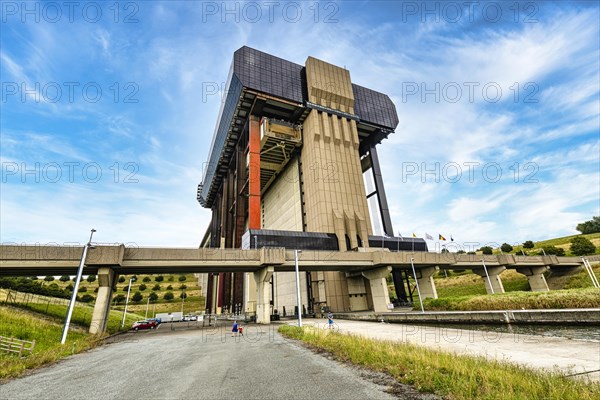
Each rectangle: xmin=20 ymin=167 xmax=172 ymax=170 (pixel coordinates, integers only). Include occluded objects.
xmin=439 ymin=234 xmax=446 ymax=241
xmin=412 ymin=233 xmax=417 ymax=238
xmin=426 ymin=233 xmax=433 ymax=240
xmin=451 ymin=235 xmax=454 ymax=242
xmin=398 ymin=232 xmax=404 ymax=240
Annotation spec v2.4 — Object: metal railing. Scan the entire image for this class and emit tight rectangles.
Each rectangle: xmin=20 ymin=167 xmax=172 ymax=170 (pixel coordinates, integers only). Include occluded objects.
xmin=0 ymin=336 xmax=35 ymax=357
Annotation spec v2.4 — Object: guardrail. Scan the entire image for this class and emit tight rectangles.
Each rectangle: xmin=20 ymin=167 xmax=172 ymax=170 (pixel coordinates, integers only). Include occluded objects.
xmin=0 ymin=336 xmax=35 ymax=357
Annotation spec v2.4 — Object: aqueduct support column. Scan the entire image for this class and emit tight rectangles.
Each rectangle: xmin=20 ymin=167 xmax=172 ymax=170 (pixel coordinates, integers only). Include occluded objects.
xmin=254 ymin=266 xmax=274 ymax=324
xmin=516 ymin=266 xmax=550 ymax=292
xmin=362 ymin=266 xmax=392 ymax=312
xmin=416 ymin=266 xmax=438 ymax=299
xmin=90 ymin=267 xmax=117 ymax=334
xmin=473 ymin=266 xmax=506 ymax=294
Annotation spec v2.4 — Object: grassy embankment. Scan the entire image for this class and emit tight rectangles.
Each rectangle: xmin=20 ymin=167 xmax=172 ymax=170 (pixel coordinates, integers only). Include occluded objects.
xmin=0 ymin=289 xmax=146 ymax=380
xmin=279 ymin=325 xmax=600 ymax=400
xmin=0 ymin=306 xmax=100 ymax=380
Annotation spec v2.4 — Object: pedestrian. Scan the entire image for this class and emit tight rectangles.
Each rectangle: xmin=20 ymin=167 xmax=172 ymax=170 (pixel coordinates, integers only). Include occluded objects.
xmin=327 ymin=312 xmax=334 ymax=329
xmin=232 ymin=320 xmax=239 ymax=337
xmin=239 ymin=325 xmax=244 ymax=336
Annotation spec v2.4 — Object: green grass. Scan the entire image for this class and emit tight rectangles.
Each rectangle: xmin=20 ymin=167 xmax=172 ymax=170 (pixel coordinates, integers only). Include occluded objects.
xmin=0 ymin=306 xmax=101 ymax=380
xmin=422 ymin=287 xmax=600 ymax=311
xmin=279 ymin=325 xmax=600 ymax=400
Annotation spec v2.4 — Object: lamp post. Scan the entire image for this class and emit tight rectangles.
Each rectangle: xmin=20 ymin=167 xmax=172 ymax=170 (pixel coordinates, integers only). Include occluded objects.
xmin=121 ymin=277 xmax=136 ymax=328
xmin=294 ymin=249 xmax=302 ymax=327
xmin=61 ymin=229 xmax=96 ymax=344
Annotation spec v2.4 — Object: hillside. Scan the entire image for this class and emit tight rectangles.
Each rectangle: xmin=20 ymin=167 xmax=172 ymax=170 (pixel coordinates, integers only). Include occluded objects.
xmin=503 ymin=232 xmax=600 ymax=256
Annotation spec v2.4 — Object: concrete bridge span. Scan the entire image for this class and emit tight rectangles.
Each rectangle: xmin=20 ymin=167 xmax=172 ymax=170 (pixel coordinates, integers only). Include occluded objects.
xmin=0 ymin=244 xmax=587 ymax=334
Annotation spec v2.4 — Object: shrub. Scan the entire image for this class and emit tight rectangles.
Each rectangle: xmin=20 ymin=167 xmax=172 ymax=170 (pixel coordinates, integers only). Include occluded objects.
xmin=80 ymin=294 xmax=95 ymax=303
xmin=456 ymin=250 xmax=466 ymax=254
xmin=155 ymin=276 xmax=164 ymax=282
xmin=180 ymin=292 xmax=187 ymax=299
xmin=168 ymin=276 xmax=175 ymax=282
xmin=149 ymin=292 xmax=158 ymax=302
xmin=86 ymin=275 xmax=96 ymax=283
xmin=178 ymin=275 xmax=187 ymax=282
xmin=571 ymin=236 xmax=596 ymax=256
xmin=152 ymin=284 xmax=161 ymax=291
xmin=500 ymin=243 xmax=513 ymax=253
xmin=44 ymin=276 xmax=55 ymax=282
xmin=139 ymin=284 xmax=147 ymax=291
xmin=29 ymin=276 xmax=38 ymax=280
xmin=118 ymin=276 xmax=126 ymax=283
xmin=480 ymin=246 xmax=493 ymax=255
xmin=132 ymin=291 xmax=143 ymax=302
xmin=59 ymin=275 xmax=70 ymax=282
xmin=78 ymin=286 xmax=87 ymax=293
xmin=163 ymin=292 xmax=174 ymax=301
xmin=576 ymin=216 xmax=600 ymax=234
xmin=143 ymin=276 xmax=151 ymax=282
xmin=94 ymin=287 xmax=98 ymax=293
xmin=166 ymin=285 xmax=173 ymax=290
xmin=66 ymin=284 xmax=74 ymax=291
xmin=523 ymin=240 xmax=535 ymax=249
xmin=114 ymin=294 xmax=126 ymax=304
xmin=179 ymin=284 xmax=187 ymax=290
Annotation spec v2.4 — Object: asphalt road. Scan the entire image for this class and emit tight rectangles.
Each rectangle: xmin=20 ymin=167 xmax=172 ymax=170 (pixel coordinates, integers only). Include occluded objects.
xmin=0 ymin=323 xmax=419 ymax=400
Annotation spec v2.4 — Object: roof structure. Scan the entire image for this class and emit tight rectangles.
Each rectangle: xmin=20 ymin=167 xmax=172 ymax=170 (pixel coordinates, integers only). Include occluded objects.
xmin=199 ymin=46 xmax=399 ymax=208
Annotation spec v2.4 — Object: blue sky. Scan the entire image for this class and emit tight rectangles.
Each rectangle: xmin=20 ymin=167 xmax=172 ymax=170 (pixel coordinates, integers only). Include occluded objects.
xmin=1 ymin=1 xmax=598 ymax=251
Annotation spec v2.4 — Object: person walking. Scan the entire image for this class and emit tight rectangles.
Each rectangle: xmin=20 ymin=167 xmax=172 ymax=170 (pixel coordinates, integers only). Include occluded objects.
xmin=232 ymin=320 xmax=239 ymax=337
xmin=327 ymin=312 xmax=334 ymax=329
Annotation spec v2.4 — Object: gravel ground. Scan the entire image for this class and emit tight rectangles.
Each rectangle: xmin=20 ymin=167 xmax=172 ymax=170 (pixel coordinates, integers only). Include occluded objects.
xmin=0 ymin=323 xmax=436 ymax=400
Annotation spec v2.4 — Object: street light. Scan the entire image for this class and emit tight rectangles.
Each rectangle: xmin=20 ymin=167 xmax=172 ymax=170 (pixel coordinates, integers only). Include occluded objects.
xmin=294 ymin=249 xmax=303 ymax=327
xmin=61 ymin=229 xmax=96 ymax=344
xmin=121 ymin=276 xmax=136 ymax=328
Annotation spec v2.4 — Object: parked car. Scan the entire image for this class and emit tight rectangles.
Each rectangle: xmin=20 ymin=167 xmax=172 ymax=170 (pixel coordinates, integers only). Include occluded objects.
xmin=182 ymin=314 xmax=197 ymax=322
xmin=132 ymin=320 xmax=158 ymax=331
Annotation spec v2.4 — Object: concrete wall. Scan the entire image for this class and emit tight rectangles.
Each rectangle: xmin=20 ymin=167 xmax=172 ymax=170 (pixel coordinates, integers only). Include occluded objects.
xmin=260 ymin=160 xmax=309 ymax=314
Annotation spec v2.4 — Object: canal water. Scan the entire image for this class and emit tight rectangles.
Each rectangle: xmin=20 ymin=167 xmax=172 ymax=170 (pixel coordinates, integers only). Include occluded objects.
xmin=415 ymin=323 xmax=600 ymax=341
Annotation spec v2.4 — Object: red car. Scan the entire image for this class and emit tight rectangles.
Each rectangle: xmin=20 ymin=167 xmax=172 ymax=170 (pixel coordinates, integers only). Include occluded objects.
xmin=132 ymin=320 xmax=158 ymax=331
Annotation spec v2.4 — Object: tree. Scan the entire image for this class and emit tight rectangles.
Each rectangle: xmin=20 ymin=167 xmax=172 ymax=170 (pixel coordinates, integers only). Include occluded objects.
xmin=576 ymin=216 xmax=600 ymax=235
xmin=457 ymin=250 xmax=466 ymax=254
xmin=166 ymin=285 xmax=173 ymax=290
xmin=59 ymin=275 xmax=70 ymax=282
xmin=132 ymin=291 xmax=143 ymax=303
xmin=80 ymin=294 xmax=94 ymax=303
xmin=152 ymin=284 xmax=161 ymax=291
xmin=480 ymin=246 xmax=493 ymax=255
xmin=163 ymin=292 xmax=174 ymax=301
xmin=180 ymin=292 xmax=187 ymax=299
xmin=149 ymin=292 xmax=158 ymax=302
xmin=114 ymin=294 xmax=126 ymax=304
xmin=178 ymin=275 xmax=187 ymax=282
xmin=139 ymin=284 xmax=147 ymax=291
xmin=86 ymin=275 xmax=96 ymax=283
xmin=523 ymin=240 xmax=535 ymax=249
xmin=570 ymin=236 xmax=596 ymax=256
xmin=143 ymin=276 xmax=151 ymax=282
xmin=500 ymin=243 xmax=513 ymax=253
xmin=155 ymin=276 xmax=164 ymax=282
xmin=44 ymin=276 xmax=55 ymax=282
xmin=118 ymin=276 xmax=126 ymax=283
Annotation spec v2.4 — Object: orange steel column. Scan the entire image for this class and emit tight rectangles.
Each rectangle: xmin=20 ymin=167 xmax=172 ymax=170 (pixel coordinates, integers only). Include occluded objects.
xmin=248 ymin=116 xmax=261 ymax=229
